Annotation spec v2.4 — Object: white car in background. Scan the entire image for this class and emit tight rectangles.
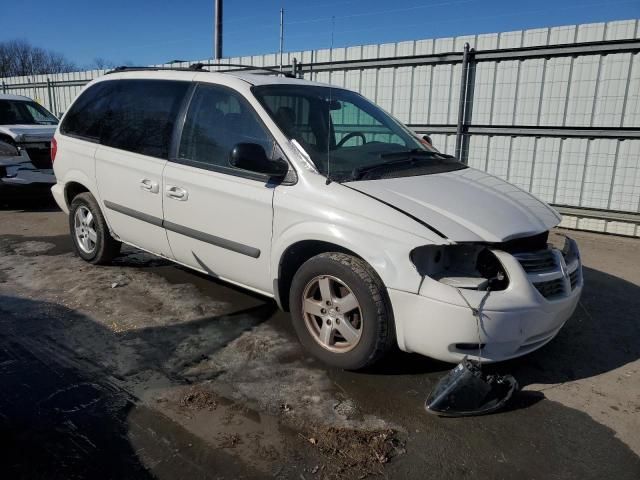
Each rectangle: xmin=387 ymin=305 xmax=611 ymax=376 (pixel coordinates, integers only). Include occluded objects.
xmin=50 ymin=67 xmax=582 ymax=369
xmin=0 ymin=94 xmax=58 ymax=200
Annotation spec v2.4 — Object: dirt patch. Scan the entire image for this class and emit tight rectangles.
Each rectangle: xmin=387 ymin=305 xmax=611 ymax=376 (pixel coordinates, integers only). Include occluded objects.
xmin=302 ymin=427 xmax=405 ymax=479
xmin=219 ymin=433 xmax=243 ymax=449
xmin=180 ymin=386 xmax=219 ymax=411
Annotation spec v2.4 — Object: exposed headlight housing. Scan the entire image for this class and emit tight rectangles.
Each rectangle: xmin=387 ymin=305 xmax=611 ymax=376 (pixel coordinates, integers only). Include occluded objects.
xmin=410 ymin=244 xmax=508 ymax=291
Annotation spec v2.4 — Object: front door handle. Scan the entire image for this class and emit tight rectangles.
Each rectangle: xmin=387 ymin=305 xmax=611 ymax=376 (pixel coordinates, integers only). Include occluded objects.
xmin=165 ymin=185 xmax=189 ymax=201
xmin=140 ymin=179 xmax=159 ymax=194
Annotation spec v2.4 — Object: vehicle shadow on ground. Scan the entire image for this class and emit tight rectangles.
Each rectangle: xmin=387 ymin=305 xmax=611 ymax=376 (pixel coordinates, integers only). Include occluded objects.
xmin=502 ymin=266 xmax=640 ymax=387
xmin=357 ymin=266 xmax=640 ymax=384
xmin=0 ymin=192 xmax=59 ymax=212
xmin=0 ymin=295 xmax=265 ymax=479
xmin=117 ymin=302 xmax=278 ymax=382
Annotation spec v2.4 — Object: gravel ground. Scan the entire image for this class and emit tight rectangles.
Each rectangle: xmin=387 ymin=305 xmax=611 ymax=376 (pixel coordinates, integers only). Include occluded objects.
xmin=0 ymin=201 xmax=638 ymax=479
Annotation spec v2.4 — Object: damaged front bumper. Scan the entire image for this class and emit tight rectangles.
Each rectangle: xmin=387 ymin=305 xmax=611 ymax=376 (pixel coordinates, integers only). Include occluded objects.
xmin=391 ymin=238 xmax=582 ymax=363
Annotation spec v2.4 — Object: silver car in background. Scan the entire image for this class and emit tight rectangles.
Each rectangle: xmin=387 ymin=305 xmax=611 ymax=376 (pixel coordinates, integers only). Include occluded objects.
xmin=0 ymin=94 xmax=58 ymax=200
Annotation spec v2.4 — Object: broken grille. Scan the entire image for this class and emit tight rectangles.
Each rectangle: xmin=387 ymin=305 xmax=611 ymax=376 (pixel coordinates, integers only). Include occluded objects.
xmin=533 ymin=278 xmax=565 ymax=299
xmin=512 ymin=239 xmax=580 ymax=300
xmin=514 ymin=249 xmax=556 ymax=273
xmin=569 ymin=269 xmax=579 ymax=290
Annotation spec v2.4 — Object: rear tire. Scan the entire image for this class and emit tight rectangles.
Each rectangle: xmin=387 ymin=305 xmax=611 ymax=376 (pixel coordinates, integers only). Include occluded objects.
xmin=289 ymin=252 xmax=395 ymax=370
xmin=69 ymin=192 xmax=121 ymax=264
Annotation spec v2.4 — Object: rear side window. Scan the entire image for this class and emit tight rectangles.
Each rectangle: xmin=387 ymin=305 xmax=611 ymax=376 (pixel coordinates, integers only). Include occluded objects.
xmin=102 ymin=80 xmax=189 ymax=159
xmin=178 ymin=84 xmax=273 ymax=170
xmin=61 ymin=79 xmax=189 ymax=159
xmin=61 ymin=82 xmax=116 ymax=139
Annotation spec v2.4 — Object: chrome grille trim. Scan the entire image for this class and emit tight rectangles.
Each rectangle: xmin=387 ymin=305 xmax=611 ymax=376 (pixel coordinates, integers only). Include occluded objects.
xmin=514 ymin=249 xmax=557 ymax=273
xmin=533 ymin=278 xmax=565 ymax=299
xmin=514 ymin=241 xmax=581 ymax=300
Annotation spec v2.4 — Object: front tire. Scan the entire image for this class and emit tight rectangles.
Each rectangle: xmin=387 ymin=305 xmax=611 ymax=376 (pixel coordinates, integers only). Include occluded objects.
xmin=289 ymin=252 xmax=395 ymax=370
xmin=69 ymin=192 xmax=121 ymax=264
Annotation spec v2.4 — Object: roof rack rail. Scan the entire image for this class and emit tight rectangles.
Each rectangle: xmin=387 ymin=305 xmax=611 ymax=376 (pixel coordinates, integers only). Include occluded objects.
xmin=105 ymin=65 xmax=196 ymax=75
xmin=189 ymin=62 xmax=297 ymax=78
xmin=106 ymin=63 xmax=298 ymax=78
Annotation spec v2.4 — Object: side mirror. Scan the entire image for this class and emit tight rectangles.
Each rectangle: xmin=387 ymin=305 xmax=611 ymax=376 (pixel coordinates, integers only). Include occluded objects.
xmin=229 ymin=143 xmax=288 ymax=177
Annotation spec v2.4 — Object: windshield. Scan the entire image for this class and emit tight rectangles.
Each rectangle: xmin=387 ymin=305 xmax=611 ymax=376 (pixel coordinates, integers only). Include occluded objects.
xmin=253 ymin=84 xmax=452 ymax=181
xmin=0 ymin=100 xmax=58 ymax=126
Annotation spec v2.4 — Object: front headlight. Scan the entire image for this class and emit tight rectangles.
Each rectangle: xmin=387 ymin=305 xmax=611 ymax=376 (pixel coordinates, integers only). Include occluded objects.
xmin=0 ymin=140 xmax=20 ymax=157
xmin=410 ymin=244 xmax=508 ymax=291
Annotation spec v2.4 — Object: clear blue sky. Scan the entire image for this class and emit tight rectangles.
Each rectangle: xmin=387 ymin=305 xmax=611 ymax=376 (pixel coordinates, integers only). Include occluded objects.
xmin=3 ymin=0 xmax=639 ymax=67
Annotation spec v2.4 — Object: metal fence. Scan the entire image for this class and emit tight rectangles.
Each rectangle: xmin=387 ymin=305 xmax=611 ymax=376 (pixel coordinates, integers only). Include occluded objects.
xmin=2 ymin=19 xmax=639 ymax=236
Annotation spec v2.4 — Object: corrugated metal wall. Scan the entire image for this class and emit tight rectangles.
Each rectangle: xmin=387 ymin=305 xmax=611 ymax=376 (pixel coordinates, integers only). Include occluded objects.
xmin=2 ymin=19 xmax=639 ymax=236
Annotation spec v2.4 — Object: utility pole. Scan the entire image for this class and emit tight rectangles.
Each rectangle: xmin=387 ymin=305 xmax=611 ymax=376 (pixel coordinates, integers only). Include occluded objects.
xmin=279 ymin=8 xmax=285 ymax=72
xmin=214 ymin=0 xmax=223 ymax=60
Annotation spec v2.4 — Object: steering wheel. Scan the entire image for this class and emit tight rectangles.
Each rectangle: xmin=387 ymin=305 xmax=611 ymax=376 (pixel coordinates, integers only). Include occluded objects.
xmin=337 ymin=132 xmax=366 ymax=148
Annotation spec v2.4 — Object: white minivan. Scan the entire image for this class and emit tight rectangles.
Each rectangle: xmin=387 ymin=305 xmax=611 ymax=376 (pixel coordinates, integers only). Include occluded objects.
xmin=51 ymin=66 xmax=582 ymax=369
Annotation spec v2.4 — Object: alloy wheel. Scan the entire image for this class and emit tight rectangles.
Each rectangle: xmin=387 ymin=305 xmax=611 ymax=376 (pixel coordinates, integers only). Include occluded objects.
xmin=301 ymin=275 xmax=363 ymax=353
xmin=74 ymin=206 xmax=97 ymax=254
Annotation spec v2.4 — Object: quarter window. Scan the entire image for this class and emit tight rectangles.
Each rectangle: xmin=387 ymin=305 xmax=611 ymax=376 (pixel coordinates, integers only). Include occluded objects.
xmin=178 ymin=84 xmax=273 ymax=170
xmin=61 ymin=81 xmax=116 ymax=139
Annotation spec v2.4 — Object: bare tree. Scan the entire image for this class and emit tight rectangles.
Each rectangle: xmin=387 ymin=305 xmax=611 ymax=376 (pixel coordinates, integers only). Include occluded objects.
xmin=91 ymin=57 xmax=115 ymax=70
xmin=0 ymin=39 xmax=76 ymax=78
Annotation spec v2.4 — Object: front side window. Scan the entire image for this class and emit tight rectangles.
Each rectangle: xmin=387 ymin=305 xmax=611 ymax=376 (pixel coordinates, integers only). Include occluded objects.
xmin=178 ymin=84 xmax=273 ymax=170
xmin=0 ymin=99 xmax=58 ymax=125
xmin=253 ymin=85 xmax=461 ymax=181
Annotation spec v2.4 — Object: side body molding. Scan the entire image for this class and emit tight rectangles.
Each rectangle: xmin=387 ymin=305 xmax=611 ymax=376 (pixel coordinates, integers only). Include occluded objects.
xmin=102 ymin=201 xmax=261 ymax=258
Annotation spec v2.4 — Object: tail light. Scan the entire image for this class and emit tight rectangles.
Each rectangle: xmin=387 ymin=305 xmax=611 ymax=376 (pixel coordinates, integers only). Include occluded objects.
xmin=51 ymin=137 xmax=58 ymax=163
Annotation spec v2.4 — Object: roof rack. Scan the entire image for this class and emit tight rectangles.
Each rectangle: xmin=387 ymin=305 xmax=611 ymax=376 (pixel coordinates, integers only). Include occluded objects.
xmin=191 ymin=62 xmax=297 ymax=78
xmin=106 ymin=63 xmax=298 ymax=78
xmin=105 ymin=65 xmax=195 ymax=74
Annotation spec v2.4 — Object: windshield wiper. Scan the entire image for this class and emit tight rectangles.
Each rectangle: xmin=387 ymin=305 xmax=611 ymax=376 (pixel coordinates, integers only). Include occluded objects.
xmin=350 ymin=149 xmax=454 ymax=180
xmin=379 ymin=148 xmax=453 ymax=160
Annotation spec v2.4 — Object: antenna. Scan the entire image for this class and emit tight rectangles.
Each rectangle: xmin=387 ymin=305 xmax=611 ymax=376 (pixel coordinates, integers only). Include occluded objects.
xmin=325 ymin=16 xmax=336 ymax=185
xmin=214 ymin=0 xmax=223 ymax=60
xmin=279 ymin=8 xmax=285 ymax=72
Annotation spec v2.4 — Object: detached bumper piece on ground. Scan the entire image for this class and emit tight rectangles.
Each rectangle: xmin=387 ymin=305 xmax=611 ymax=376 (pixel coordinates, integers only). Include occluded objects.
xmin=425 ymin=357 xmax=518 ymax=417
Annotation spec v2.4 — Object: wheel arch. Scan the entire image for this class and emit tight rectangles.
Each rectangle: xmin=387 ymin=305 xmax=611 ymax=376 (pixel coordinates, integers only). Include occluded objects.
xmin=275 ymin=240 xmax=365 ymax=311
xmin=64 ymin=181 xmax=90 ymax=208
xmin=59 ymin=167 xmax=100 ymax=207
xmin=272 ymin=220 xmax=424 ymax=311
xmin=61 ymin=174 xmax=116 ymax=239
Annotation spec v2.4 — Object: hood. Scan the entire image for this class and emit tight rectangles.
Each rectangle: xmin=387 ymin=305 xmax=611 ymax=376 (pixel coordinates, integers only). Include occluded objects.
xmin=346 ymin=167 xmax=561 ymax=243
xmin=0 ymin=125 xmax=56 ymax=143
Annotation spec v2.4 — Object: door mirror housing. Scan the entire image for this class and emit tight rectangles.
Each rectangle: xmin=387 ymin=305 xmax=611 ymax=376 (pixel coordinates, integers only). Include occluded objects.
xmin=230 ymin=143 xmax=288 ymax=177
